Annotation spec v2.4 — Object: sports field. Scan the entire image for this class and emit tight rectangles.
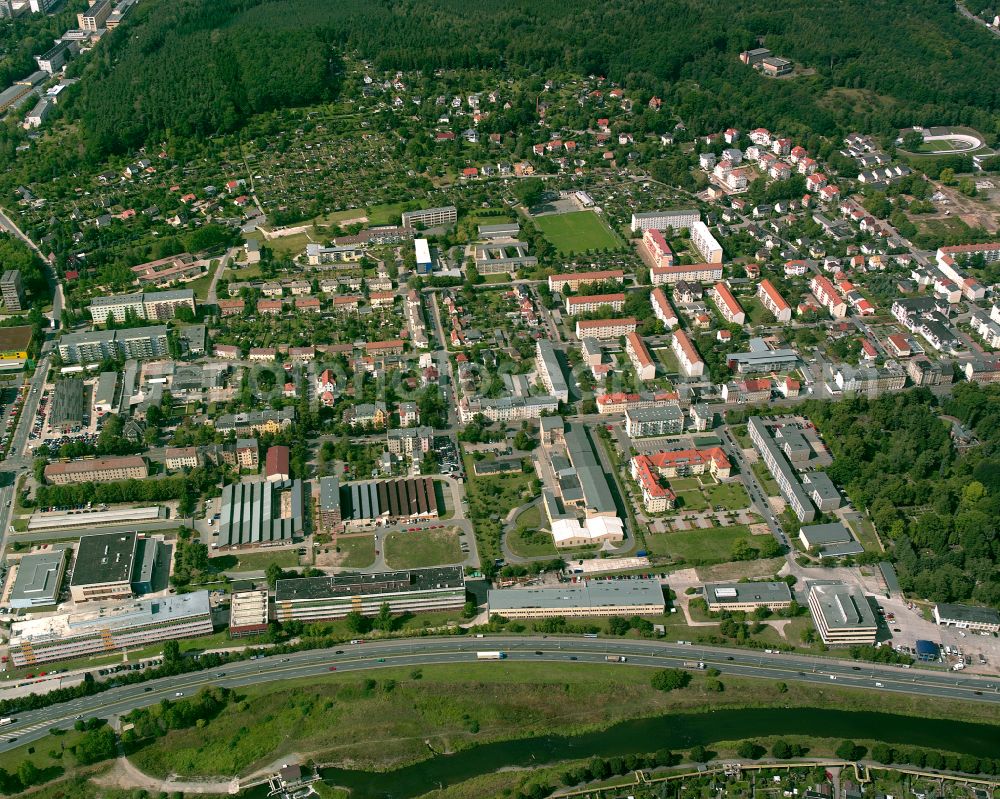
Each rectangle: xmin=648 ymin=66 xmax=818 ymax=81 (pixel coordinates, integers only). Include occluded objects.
xmin=533 ymin=211 xmax=622 ymax=254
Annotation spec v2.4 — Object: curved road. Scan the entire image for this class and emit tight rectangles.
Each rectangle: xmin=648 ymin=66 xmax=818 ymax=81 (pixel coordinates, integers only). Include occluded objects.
xmin=2 ymin=636 xmax=998 ymax=755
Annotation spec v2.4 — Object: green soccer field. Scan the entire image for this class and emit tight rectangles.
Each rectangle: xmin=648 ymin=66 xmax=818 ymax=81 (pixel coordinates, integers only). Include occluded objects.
xmin=533 ymin=211 xmax=622 ymax=253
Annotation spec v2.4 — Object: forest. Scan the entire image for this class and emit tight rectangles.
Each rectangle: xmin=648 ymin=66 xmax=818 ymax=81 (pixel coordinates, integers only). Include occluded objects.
xmin=803 ymin=385 xmax=1000 ymax=609
xmin=64 ymin=0 xmax=1000 ymax=157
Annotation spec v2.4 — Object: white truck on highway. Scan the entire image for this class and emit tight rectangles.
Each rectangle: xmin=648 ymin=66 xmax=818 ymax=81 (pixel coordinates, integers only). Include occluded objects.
xmin=605 ymin=655 xmax=627 ymax=663
xmin=683 ymin=661 xmax=707 ymax=669
xmin=0 ymin=717 xmax=14 ymax=726
xmin=477 ymin=651 xmax=507 ymax=660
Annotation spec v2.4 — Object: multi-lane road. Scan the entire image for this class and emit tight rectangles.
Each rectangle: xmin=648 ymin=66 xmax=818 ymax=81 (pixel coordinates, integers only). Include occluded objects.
xmin=2 ymin=636 xmax=998 ymax=753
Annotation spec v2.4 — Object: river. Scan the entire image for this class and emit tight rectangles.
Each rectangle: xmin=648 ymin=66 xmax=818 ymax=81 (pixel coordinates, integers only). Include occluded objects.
xmin=243 ymin=706 xmax=1000 ymax=799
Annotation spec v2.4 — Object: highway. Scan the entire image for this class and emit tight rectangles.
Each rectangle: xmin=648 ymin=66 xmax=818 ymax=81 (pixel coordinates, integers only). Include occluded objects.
xmin=2 ymin=635 xmax=998 ymax=753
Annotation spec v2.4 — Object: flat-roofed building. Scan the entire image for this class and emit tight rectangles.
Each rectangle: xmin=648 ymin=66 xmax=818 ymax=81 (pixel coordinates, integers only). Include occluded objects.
xmin=488 ymin=579 xmax=665 ymax=619
xmin=726 ymin=337 xmax=798 ymax=374
xmin=275 ymin=567 xmax=466 ymax=622
xmin=58 ymin=326 xmax=169 ymax=364
xmin=89 ymin=290 xmax=196 ymax=325
xmin=316 ymin=476 xmax=342 ymax=534
xmin=630 ymin=209 xmax=699 ymax=233
xmin=45 ymin=455 xmax=148 ymax=485
xmin=933 ymin=602 xmax=1000 ymax=633
xmin=671 ymin=329 xmax=704 ymax=377
xmin=400 ymin=205 xmax=457 ymax=228
xmin=710 ymin=282 xmax=745 ymax=325
xmin=50 ymin=377 xmax=85 ymax=433
xmin=748 ymin=416 xmax=815 ymax=522
xmin=651 ymin=263 xmax=723 ymax=285
xmin=1 ymin=269 xmax=25 ymax=312
xmin=565 ymin=292 xmax=626 ymax=316
xmin=229 ymin=589 xmax=270 ymax=638
xmin=575 ymin=317 xmax=637 ymax=340
xmin=70 ymin=531 xmax=140 ymax=602
xmin=705 ymin=581 xmax=792 ymax=612
xmin=807 ymin=582 xmax=877 ymax=645
xmin=93 ymin=371 xmax=118 ymax=414
xmin=78 ymin=0 xmax=112 ymax=30
xmin=625 ymin=332 xmax=656 ymax=381
xmin=690 ymin=221 xmax=724 ymax=264
xmin=0 ymin=324 xmax=33 ymax=370
xmin=757 ymin=279 xmax=791 ymax=322
xmin=8 ymin=549 xmax=67 ymax=608
xmin=801 ymin=471 xmax=841 ymax=512
xmin=625 ymin=404 xmax=684 ymax=437
xmin=535 ymin=339 xmax=569 ymax=402
xmin=548 ymin=270 xmax=624 ymax=293
xmin=799 ymin=521 xmax=858 ymax=555
xmin=9 ymin=591 xmax=212 ymax=667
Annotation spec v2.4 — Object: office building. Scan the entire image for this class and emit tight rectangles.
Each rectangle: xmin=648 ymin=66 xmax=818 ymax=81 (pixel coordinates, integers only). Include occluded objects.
xmin=78 ymin=0 xmax=112 ymax=30
xmin=217 ymin=479 xmax=305 ymax=548
xmin=690 ymin=221 xmax=724 ymax=264
xmin=69 ymin=531 xmax=158 ymax=602
xmin=561 ymin=425 xmax=618 ymax=519
xmin=1 ymin=269 xmax=25 ymax=312
xmin=801 ymin=471 xmax=841 ymax=512
xmin=400 ymin=205 xmax=457 ymax=228
xmin=488 ymin=579 xmax=665 ymax=619
xmin=726 ymin=337 xmax=798 ymax=374
xmin=7 ymin=549 xmax=67 ymax=608
xmin=535 ymin=339 xmax=569 ymax=402
xmin=9 ymin=591 xmax=212 ymax=667
xmin=624 ymin=404 xmax=684 ymax=437
xmin=704 ymin=581 xmax=792 ymax=612
xmin=748 ymin=416 xmax=815 ymax=522
xmin=932 ymin=603 xmax=1000 ymax=633
xmin=229 ymin=590 xmax=270 ymax=638
xmin=275 ymin=567 xmax=466 ymax=622
xmin=35 ymin=41 xmax=72 ymax=74
xmin=807 ymin=582 xmax=878 ymax=645
xmin=630 ymin=209 xmax=699 ymax=233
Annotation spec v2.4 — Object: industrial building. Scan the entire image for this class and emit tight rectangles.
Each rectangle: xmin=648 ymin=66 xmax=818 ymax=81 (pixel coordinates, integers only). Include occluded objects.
xmin=274 ymin=566 xmax=466 ymax=622
xmin=932 ymin=603 xmax=1000 ymax=633
xmin=487 ymin=579 xmax=665 ymax=619
xmin=217 ymin=479 xmax=305 ymax=548
xmin=704 ymin=581 xmax=792 ymax=612
xmin=0 ymin=324 xmax=33 ymax=370
xmin=7 ymin=549 xmax=67 ymax=608
xmin=807 ymin=582 xmax=878 ymax=645
xmin=341 ymin=477 xmax=440 ymax=528
xmin=798 ymin=522 xmax=862 ymax=557
xmin=562 ymin=426 xmax=617 ymax=518
xmin=229 ymin=589 xmax=270 ymax=638
xmin=69 ymin=531 xmax=159 ymax=602
xmin=8 ymin=591 xmax=213 ymax=667
xmin=315 ymin=476 xmax=342 ymax=534
xmin=44 ymin=455 xmax=148 ymax=485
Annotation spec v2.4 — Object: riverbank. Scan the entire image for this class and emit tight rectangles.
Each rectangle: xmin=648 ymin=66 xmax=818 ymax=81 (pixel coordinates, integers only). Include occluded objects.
xmin=122 ymin=662 xmax=1000 ymax=780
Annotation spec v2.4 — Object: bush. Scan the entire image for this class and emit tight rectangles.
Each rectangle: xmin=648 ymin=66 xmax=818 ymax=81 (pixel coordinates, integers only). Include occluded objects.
xmin=650 ymin=668 xmax=692 ymax=692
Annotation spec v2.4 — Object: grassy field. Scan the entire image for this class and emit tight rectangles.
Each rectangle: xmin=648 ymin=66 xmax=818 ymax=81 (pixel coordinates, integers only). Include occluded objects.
xmin=848 ymin=517 xmax=883 ymax=553
xmin=645 ymin=525 xmax=753 ymax=563
xmin=265 ymin=230 xmax=314 ymax=258
xmin=335 ymin=535 xmax=377 ymax=568
xmin=185 ymin=271 xmax=215 ymax=301
xmin=742 ymin=296 xmax=772 ymax=326
xmin=210 ymin=548 xmax=300 ymax=573
xmin=652 ymin=347 xmax=680 ymax=375
xmin=507 ymin=526 xmax=558 ymax=557
xmin=119 ymin=662 xmax=1000 ymax=780
xmin=705 ymin=482 xmax=751 ymax=510
xmin=674 ymin=489 xmax=708 ymax=511
xmin=533 ymin=211 xmax=621 ymax=254
xmin=751 ymin=461 xmax=781 ymax=496
xmin=384 ymin=528 xmax=463 ymax=568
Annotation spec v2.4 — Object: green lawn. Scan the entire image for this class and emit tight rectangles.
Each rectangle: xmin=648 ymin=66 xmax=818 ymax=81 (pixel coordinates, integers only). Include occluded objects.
xmin=265 ymin=230 xmax=314 ymax=258
xmin=184 ymin=271 xmax=215 ymax=301
xmin=848 ymin=517 xmax=883 ymax=553
xmin=674 ymin=489 xmax=708 ymax=511
xmin=667 ymin=477 xmax=701 ymax=491
xmin=384 ymin=528 xmax=463 ymax=569
xmin=644 ymin=525 xmax=753 ymax=564
xmin=533 ymin=211 xmax=622 ymax=254
xmin=336 ymin=535 xmax=377 ymax=568
xmin=751 ymin=461 xmax=781 ymax=496
xmin=210 ymin=548 xmax=300 ymax=573
xmin=652 ymin=347 xmax=680 ymax=375
xmin=507 ymin=526 xmax=558 ymax=557
xmin=705 ymin=482 xmax=751 ymax=511
xmin=742 ymin=296 xmax=772 ymax=327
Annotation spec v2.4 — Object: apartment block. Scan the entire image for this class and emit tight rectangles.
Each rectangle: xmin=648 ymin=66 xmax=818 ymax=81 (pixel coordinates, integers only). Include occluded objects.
xmin=89 ymin=290 xmax=196 ymax=325
xmin=630 ymin=209 xmax=699 ymax=233
xmin=756 ymin=279 xmax=791 ymax=322
xmin=400 ymin=205 xmax=457 ymax=228
xmin=810 ymin=275 xmax=847 ymax=318
xmin=575 ymin=317 xmax=637 ymax=340
xmin=625 ymin=331 xmax=656 ymax=381
xmin=650 ymin=263 xmax=723 ymax=285
xmin=710 ymin=282 xmax=745 ymax=325
xmin=535 ymin=339 xmax=569 ymax=402
xmin=748 ymin=416 xmax=815 ymax=522
xmin=671 ymin=330 xmax=704 ymax=377
xmin=44 ymin=455 xmax=148 ymax=485
xmin=690 ymin=221 xmax=723 ymax=264
xmin=650 ymin=287 xmax=679 ymax=329
xmin=643 ymin=229 xmax=675 ymax=268
xmin=1 ymin=269 xmax=25 ymax=312
xmin=624 ymin=404 xmax=684 ymax=437
xmin=564 ymin=292 xmax=626 ymax=316
xmin=548 ymin=270 xmax=624 ymax=293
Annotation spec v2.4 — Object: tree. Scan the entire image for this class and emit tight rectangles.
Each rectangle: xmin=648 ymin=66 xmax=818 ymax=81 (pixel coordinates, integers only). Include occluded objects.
xmin=772 ymin=740 xmax=792 ymax=759
xmin=650 ymin=668 xmax=691 ymax=692
xmin=266 ymin=562 xmax=285 ymax=588
xmin=902 ymin=130 xmax=924 ymax=151
xmin=345 ymin=610 xmax=371 ymax=634
xmin=689 ymin=744 xmax=710 ymax=763
xmin=373 ymin=602 xmax=394 ymax=632
xmin=163 ymin=639 xmax=181 ymax=665
xmin=836 ymin=740 xmax=863 ymax=760
xmin=514 ymin=178 xmax=544 ymax=209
